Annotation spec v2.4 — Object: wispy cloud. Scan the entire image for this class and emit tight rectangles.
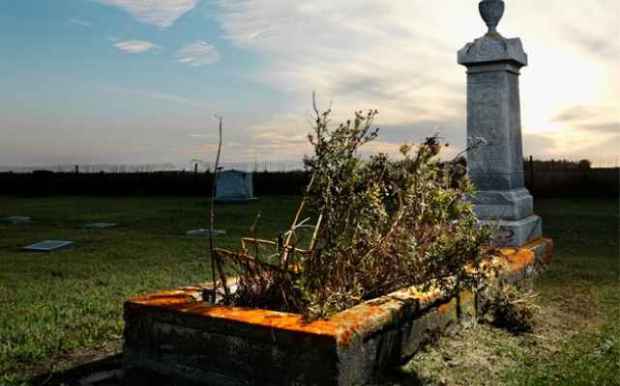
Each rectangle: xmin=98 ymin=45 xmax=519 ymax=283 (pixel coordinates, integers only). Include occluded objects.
xmin=101 ymin=86 xmax=204 ymax=108
xmin=552 ymin=105 xmax=620 ymax=133
xmin=96 ymin=0 xmax=199 ymax=28
xmin=175 ymin=41 xmax=220 ymax=66
xmin=114 ymin=40 xmax=159 ymax=54
xmin=582 ymin=123 xmax=620 ymax=133
xmin=69 ymin=18 xmax=92 ymax=28
xmin=552 ymin=106 xmax=597 ymax=123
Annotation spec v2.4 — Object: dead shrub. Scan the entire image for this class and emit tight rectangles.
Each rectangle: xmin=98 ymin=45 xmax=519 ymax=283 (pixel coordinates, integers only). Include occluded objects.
xmin=215 ymin=101 xmax=493 ymax=320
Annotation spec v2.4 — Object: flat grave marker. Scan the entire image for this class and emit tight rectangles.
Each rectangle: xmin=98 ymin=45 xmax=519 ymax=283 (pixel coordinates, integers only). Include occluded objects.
xmin=83 ymin=222 xmax=118 ymax=229
xmin=23 ymin=240 xmax=74 ymax=252
xmin=1 ymin=216 xmax=31 ymax=224
xmin=186 ymin=228 xmax=227 ymax=237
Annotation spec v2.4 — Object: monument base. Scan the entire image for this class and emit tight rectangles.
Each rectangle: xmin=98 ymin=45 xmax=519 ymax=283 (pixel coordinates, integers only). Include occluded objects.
xmin=473 ymin=188 xmax=533 ymax=221
xmin=480 ymin=215 xmax=542 ymax=247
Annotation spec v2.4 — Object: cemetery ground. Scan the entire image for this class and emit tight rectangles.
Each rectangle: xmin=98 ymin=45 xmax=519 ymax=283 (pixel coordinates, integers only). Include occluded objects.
xmin=0 ymin=196 xmax=618 ymax=385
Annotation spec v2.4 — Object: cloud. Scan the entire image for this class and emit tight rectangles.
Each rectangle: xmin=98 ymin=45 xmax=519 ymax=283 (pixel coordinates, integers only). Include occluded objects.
xmin=552 ymin=105 xmax=620 ymax=134
xmin=552 ymin=106 xmax=596 ymax=123
xmin=69 ymin=18 xmax=92 ymax=28
xmin=96 ymin=0 xmax=199 ymax=28
xmin=567 ymin=27 xmax=620 ymax=62
xmin=209 ymin=0 xmax=620 ymax=162
xmin=175 ymin=41 xmax=220 ymax=66
xmin=114 ymin=40 xmax=159 ymax=54
xmin=582 ymin=123 xmax=620 ymax=133
xmin=101 ymin=86 xmax=204 ymax=108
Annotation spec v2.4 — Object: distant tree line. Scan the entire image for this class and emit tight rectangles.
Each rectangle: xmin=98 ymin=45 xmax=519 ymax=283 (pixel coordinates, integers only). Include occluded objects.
xmin=0 ymin=160 xmax=617 ymax=198
xmin=524 ymin=158 xmax=592 ymax=171
xmin=0 ymin=170 xmax=309 ymax=197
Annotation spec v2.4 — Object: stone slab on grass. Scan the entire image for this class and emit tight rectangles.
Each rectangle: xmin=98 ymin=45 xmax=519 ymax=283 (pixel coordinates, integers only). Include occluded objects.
xmin=185 ymin=228 xmax=227 ymax=237
xmin=23 ymin=240 xmax=74 ymax=252
xmin=123 ymin=238 xmax=553 ymax=386
xmin=83 ymin=222 xmax=118 ymax=229
xmin=2 ymin=216 xmax=31 ymax=224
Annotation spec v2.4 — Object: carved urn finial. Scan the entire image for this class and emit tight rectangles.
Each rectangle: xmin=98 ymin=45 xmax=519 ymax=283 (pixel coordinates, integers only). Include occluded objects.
xmin=479 ymin=0 xmax=505 ymax=33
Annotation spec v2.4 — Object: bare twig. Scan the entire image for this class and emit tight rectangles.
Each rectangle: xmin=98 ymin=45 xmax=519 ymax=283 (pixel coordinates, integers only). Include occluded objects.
xmin=209 ymin=115 xmax=229 ymax=301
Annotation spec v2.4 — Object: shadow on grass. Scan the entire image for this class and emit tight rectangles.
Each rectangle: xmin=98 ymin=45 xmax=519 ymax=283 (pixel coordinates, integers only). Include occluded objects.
xmin=30 ymin=354 xmax=430 ymax=386
xmin=30 ymin=354 xmax=123 ymax=386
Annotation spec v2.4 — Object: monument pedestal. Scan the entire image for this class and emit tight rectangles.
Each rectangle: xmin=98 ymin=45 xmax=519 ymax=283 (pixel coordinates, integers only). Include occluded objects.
xmin=473 ymin=188 xmax=542 ymax=246
xmin=480 ymin=215 xmax=542 ymax=247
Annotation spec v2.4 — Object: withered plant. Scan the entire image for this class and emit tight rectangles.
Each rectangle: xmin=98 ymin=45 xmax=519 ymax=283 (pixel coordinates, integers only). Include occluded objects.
xmin=215 ymin=102 xmax=493 ymax=320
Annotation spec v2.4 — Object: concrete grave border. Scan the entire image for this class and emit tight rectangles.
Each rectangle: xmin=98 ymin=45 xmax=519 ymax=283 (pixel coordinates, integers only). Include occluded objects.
xmin=123 ymin=238 xmax=552 ymax=386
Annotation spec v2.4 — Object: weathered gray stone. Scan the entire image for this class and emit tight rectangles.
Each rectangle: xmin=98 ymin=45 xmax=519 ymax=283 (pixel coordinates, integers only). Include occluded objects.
xmin=472 ymin=188 xmax=533 ymax=221
xmin=459 ymin=0 xmax=542 ymax=246
xmin=23 ymin=240 xmax=74 ymax=252
xmin=478 ymin=0 xmax=504 ymax=33
xmin=481 ymin=215 xmax=542 ymax=247
xmin=463 ymin=63 xmax=526 ymax=192
xmin=458 ymin=34 xmax=527 ymax=66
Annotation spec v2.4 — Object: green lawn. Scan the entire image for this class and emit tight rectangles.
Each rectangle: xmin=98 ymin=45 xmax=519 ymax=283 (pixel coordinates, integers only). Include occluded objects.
xmin=0 ymin=196 xmax=618 ymax=385
xmin=0 ymin=196 xmax=300 ymax=384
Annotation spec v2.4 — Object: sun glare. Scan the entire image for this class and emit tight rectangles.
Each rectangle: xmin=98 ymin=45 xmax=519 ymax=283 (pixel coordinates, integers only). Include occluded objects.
xmin=521 ymin=43 xmax=605 ymax=135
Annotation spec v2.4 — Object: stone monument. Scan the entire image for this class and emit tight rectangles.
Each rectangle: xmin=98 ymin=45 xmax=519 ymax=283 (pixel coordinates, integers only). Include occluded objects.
xmin=458 ymin=0 xmax=542 ymax=246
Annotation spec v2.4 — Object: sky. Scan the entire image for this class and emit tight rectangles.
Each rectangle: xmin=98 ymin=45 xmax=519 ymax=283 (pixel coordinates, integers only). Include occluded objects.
xmin=0 ymin=0 xmax=618 ymax=169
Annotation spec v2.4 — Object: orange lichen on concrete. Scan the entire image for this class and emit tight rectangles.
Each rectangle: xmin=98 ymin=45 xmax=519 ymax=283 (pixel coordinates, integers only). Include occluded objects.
xmin=128 ymin=291 xmax=340 ymax=338
xmin=126 ymin=238 xmax=551 ymax=348
xmin=524 ymin=237 xmax=554 ymax=264
xmin=185 ymin=304 xmax=340 ymax=337
xmin=331 ymin=303 xmax=396 ymax=345
xmin=129 ymin=291 xmax=198 ymax=306
xmin=498 ymin=247 xmax=534 ymax=272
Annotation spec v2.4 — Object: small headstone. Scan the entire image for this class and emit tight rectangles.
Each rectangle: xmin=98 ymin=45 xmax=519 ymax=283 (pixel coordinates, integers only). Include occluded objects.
xmin=23 ymin=240 xmax=74 ymax=252
xmin=215 ymin=169 xmax=257 ymax=203
xmin=83 ymin=222 xmax=117 ymax=229
xmin=186 ymin=228 xmax=227 ymax=237
xmin=2 ymin=216 xmax=31 ymax=224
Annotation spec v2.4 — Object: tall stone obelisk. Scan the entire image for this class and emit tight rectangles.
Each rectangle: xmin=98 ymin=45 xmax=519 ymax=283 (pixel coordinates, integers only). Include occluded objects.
xmin=458 ymin=0 xmax=542 ymax=246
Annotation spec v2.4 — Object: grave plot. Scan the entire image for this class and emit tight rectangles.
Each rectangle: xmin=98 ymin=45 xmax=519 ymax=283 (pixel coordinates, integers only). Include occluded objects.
xmin=122 ymin=1 xmax=557 ymax=384
xmin=124 ymin=239 xmax=553 ymax=386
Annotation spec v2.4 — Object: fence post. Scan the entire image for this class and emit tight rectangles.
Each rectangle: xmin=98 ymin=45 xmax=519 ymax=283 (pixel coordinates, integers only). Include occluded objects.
xmin=529 ymin=155 xmax=535 ymax=193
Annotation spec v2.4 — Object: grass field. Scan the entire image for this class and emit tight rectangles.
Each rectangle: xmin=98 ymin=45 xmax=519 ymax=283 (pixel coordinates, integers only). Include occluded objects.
xmin=0 ymin=196 xmax=618 ymax=385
